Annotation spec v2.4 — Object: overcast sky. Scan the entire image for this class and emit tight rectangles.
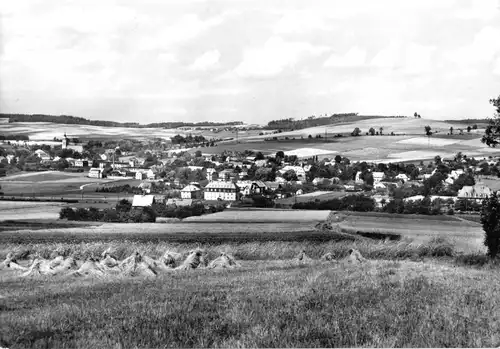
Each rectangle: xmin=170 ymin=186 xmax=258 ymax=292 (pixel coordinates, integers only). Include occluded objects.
xmin=1 ymin=0 xmax=500 ymax=124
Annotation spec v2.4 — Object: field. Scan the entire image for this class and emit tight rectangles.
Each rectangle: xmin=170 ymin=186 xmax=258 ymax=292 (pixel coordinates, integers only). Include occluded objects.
xmin=1 ymin=122 xmax=262 ymax=142
xmin=0 ymin=171 xmax=140 ymax=201
xmin=182 ymin=209 xmax=330 ymax=223
xmin=200 ymin=117 xmax=499 ymax=162
xmin=335 ymin=211 xmax=484 ymax=253
xmin=1 ymin=230 xmax=499 ymax=347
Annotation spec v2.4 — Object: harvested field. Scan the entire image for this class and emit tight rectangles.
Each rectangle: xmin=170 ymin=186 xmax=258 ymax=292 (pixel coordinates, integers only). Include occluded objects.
xmin=183 ymin=209 xmax=330 ymax=223
xmin=2 ymin=255 xmax=500 ymax=348
xmin=396 ymin=137 xmax=460 ymax=146
xmin=0 ymin=201 xmax=65 ymax=220
xmin=334 ymin=211 xmax=484 ymax=253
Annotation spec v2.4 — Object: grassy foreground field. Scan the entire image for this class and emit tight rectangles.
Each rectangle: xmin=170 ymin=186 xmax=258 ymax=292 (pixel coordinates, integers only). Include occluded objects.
xmin=2 ymin=255 xmax=500 ymax=348
xmin=0 ymin=208 xmax=494 ymax=348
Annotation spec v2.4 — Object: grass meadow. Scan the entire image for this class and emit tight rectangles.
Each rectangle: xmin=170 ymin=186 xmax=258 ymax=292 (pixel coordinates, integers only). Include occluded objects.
xmin=0 ymin=209 xmax=495 ymax=348
xmin=3 ymin=253 xmax=500 ymax=348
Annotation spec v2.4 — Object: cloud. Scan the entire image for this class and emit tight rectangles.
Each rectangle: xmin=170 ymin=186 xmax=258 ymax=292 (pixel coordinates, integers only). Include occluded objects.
xmin=234 ymin=36 xmax=329 ymax=78
xmin=444 ymin=26 xmax=500 ymax=67
xmin=404 ymin=43 xmax=435 ymax=75
xmin=274 ymin=10 xmax=333 ymax=34
xmin=189 ymin=50 xmax=221 ymax=71
xmin=370 ymin=41 xmax=401 ymax=69
xmin=323 ymin=47 xmax=366 ymax=67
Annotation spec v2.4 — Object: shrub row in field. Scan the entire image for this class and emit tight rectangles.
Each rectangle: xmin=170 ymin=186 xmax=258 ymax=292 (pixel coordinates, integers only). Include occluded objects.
xmin=292 ymin=195 xmax=375 ymax=212
xmin=59 ymin=199 xmax=227 ymax=222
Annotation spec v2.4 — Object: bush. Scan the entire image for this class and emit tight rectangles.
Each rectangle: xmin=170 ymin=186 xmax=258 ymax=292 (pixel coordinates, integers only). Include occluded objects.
xmin=59 ymin=207 xmax=75 ymax=220
xmin=447 ymin=208 xmax=454 ymax=215
xmin=455 ymin=253 xmax=490 ymax=266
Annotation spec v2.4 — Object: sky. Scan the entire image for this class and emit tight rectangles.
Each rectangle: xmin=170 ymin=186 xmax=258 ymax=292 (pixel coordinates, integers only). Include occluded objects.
xmin=1 ymin=0 xmax=500 ymax=125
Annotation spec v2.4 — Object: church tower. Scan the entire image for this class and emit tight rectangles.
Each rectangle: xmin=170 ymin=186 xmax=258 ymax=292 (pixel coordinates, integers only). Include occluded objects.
xmin=62 ymin=133 xmax=69 ymax=149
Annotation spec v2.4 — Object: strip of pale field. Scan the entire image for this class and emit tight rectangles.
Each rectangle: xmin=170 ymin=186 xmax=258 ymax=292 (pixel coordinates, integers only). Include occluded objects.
xmin=0 ymin=202 xmax=64 ymax=220
xmin=182 ymin=209 xmax=330 ymax=222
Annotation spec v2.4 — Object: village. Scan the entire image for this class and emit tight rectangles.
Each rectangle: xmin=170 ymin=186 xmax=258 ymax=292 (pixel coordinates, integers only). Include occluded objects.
xmin=1 ymin=131 xmax=497 ymax=217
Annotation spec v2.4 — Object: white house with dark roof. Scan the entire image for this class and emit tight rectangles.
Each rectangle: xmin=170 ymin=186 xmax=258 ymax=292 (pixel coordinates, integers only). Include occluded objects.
xmin=181 ymin=184 xmax=202 ymax=199
xmin=204 ymin=181 xmax=238 ymax=201
xmin=132 ymin=194 xmax=155 ymax=207
xmin=458 ymin=184 xmax=492 ymax=201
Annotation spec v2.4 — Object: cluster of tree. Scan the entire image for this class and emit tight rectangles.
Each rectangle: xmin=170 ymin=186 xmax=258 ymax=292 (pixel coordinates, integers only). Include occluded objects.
xmin=414 ymin=112 xmax=422 ymax=118
xmin=292 ymin=195 xmax=376 ymax=212
xmin=266 ymin=113 xmax=359 ymax=130
xmin=95 ymin=184 xmax=143 ymax=194
xmin=381 ymin=197 xmax=450 ymax=215
xmin=482 ymin=95 xmax=500 ymax=147
xmin=152 ymin=202 xmax=225 ymax=219
xmin=0 ymin=134 xmax=30 ymax=141
xmin=59 ymin=205 xmax=157 ymax=223
xmin=170 ymin=134 xmax=207 ymax=145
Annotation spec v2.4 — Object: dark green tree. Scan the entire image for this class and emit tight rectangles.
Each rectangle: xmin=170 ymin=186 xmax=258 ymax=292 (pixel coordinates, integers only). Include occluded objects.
xmin=481 ymin=95 xmax=500 ymax=147
xmin=481 ymin=192 xmax=500 ymax=258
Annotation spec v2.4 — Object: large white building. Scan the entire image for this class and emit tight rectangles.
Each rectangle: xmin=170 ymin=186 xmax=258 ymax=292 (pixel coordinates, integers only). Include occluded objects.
xmin=204 ymin=181 xmax=238 ymax=201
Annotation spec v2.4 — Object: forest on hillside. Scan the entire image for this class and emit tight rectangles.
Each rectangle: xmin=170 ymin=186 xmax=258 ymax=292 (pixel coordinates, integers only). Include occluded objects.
xmin=0 ymin=114 xmax=243 ymax=129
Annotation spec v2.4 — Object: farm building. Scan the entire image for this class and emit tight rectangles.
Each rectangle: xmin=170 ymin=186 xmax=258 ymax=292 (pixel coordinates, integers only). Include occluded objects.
xmin=88 ymin=168 xmax=104 ymax=179
xmin=135 ymin=172 xmax=147 ymax=180
xmin=206 ymin=168 xmax=216 ymax=181
xmin=181 ymin=184 xmax=202 ymax=199
xmin=458 ymin=184 xmax=492 ymax=201
xmin=204 ymin=181 xmax=238 ymax=201
xmin=166 ymin=198 xmax=193 ymax=207
xmin=74 ymin=159 xmax=89 ymax=167
xmin=147 ymin=168 xmax=159 ymax=180
xmin=132 ymin=195 xmax=155 ymax=207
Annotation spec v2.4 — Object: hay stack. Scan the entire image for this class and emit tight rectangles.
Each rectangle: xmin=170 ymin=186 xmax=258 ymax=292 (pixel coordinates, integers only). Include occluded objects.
xmin=158 ymin=253 xmax=178 ymax=269
xmin=21 ymin=259 xmax=45 ymax=277
xmin=345 ymin=249 xmax=367 ymax=264
xmin=0 ymin=253 xmax=26 ymax=271
xmin=119 ymin=252 xmax=157 ymax=277
xmin=321 ymin=252 xmax=335 ymax=261
xmin=208 ymin=252 xmax=239 ymax=269
xmin=101 ymin=247 xmax=118 ymax=259
xmin=294 ymin=250 xmax=313 ymax=262
xmin=100 ymin=255 xmax=119 ymax=268
xmin=71 ymin=258 xmax=106 ymax=277
xmin=176 ymin=250 xmax=203 ymax=270
xmin=48 ymin=256 xmax=65 ymax=269
xmin=51 ymin=257 xmax=78 ymax=274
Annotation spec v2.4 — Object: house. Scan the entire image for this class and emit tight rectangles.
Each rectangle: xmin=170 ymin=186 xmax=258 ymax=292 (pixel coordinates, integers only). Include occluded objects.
xmin=458 ymin=184 xmax=492 ymax=201
xmin=74 ymin=159 xmax=89 ymax=167
xmin=187 ymin=166 xmax=203 ymax=171
xmin=204 ymin=181 xmax=238 ymax=201
xmin=254 ymin=159 xmax=267 ymax=167
xmin=147 ymin=168 xmax=159 ymax=180
xmin=264 ymin=181 xmax=283 ymax=192
xmin=372 ymin=172 xmax=385 ymax=184
xmin=395 ymin=174 xmax=409 ymax=182
xmin=251 ymin=181 xmax=267 ymax=194
xmin=181 ymin=184 xmax=202 ymax=199
xmin=139 ymin=181 xmax=152 ymax=194
xmin=166 ymin=198 xmax=193 ymax=207
xmin=236 ymin=181 xmax=252 ymax=195
xmin=131 ymin=194 xmax=155 ymax=207
xmin=206 ymin=168 xmax=216 ymax=181
xmin=111 ymin=162 xmax=128 ymax=169
xmin=218 ymin=169 xmax=234 ymax=181
xmin=153 ymin=195 xmax=167 ymax=204
xmin=88 ymin=167 xmax=104 ymax=179
xmin=279 ymin=166 xmax=306 ymax=181
xmin=128 ymin=159 xmax=138 ymax=167
xmin=135 ymin=172 xmax=147 ymax=180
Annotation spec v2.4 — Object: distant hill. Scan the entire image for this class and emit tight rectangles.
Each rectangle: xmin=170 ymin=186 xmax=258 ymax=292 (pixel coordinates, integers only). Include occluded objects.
xmin=265 ymin=113 xmax=402 ymax=130
xmin=0 ymin=114 xmax=244 ymax=129
xmin=444 ymin=118 xmax=490 ymax=125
